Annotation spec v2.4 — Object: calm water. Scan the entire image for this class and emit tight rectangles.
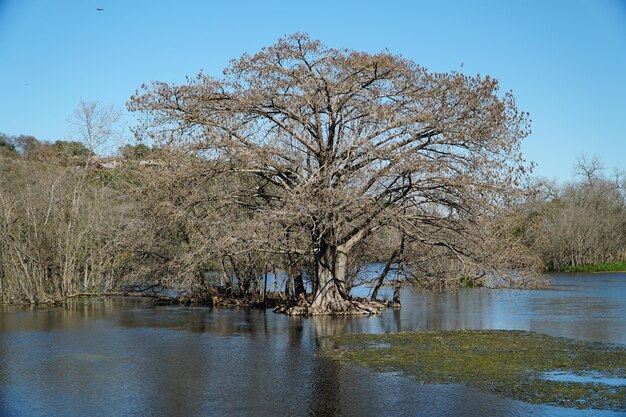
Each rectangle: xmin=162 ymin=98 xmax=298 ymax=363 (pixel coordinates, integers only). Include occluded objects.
xmin=1 ymin=273 xmax=625 ymax=417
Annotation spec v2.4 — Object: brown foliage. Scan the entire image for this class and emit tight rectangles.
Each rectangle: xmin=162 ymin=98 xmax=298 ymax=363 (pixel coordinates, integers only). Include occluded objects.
xmin=129 ymin=34 xmax=536 ymax=313
xmin=521 ymin=158 xmax=626 ymax=270
xmin=0 ymin=157 xmax=133 ymax=303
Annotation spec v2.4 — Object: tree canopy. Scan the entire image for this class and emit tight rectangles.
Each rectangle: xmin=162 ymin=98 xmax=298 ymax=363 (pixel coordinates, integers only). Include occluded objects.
xmin=129 ymin=33 xmax=534 ymax=314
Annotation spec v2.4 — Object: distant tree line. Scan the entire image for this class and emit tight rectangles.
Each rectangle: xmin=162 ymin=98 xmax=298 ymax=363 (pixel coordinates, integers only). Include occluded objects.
xmin=0 ymin=133 xmax=92 ymax=162
xmin=517 ymin=157 xmax=626 ymax=270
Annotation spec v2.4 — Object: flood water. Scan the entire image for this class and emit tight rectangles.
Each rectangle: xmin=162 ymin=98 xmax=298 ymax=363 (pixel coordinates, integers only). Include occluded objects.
xmin=1 ymin=273 xmax=625 ymax=417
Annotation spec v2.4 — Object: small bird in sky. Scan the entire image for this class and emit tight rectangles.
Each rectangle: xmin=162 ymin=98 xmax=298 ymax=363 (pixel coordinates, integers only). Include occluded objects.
xmin=96 ymin=8 xmax=104 ymax=11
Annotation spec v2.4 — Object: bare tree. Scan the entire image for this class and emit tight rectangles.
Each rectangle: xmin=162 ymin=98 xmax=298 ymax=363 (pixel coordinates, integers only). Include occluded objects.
xmin=524 ymin=157 xmax=626 ymax=269
xmin=0 ymin=154 xmax=134 ymax=303
xmin=576 ymin=155 xmax=603 ymax=187
xmin=69 ymin=98 xmax=122 ymax=155
xmin=129 ymin=33 xmax=533 ymax=314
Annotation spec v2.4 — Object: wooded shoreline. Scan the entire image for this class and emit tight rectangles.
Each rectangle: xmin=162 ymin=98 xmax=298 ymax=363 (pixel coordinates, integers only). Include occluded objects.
xmin=2 ymin=35 xmax=625 ymax=313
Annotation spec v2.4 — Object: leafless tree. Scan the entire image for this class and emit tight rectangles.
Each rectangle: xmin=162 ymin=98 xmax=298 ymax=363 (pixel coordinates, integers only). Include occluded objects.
xmin=0 ymin=155 xmax=134 ymax=303
xmin=0 ymin=102 xmax=130 ymax=304
xmin=523 ymin=158 xmax=626 ymax=269
xmin=69 ymin=99 xmax=122 ymax=155
xmin=129 ymin=33 xmax=534 ymax=314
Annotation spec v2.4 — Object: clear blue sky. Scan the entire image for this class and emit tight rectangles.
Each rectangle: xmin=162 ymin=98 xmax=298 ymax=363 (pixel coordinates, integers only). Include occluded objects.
xmin=1 ymin=0 xmax=625 ymax=181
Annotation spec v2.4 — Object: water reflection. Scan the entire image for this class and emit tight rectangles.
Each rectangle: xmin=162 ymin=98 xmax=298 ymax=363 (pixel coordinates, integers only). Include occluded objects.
xmin=0 ymin=273 xmax=625 ymax=416
xmin=391 ymin=273 xmax=626 ymax=345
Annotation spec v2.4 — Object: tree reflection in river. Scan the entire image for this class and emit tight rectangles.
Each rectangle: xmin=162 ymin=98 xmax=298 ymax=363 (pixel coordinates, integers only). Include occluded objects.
xmin=1 ymin=273 xmax=625 ymax=417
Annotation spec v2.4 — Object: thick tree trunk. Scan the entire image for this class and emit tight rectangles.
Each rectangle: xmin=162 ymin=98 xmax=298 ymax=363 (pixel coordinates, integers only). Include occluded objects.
xmin=310 ymin=242 xmax=349 ymax=313
xmin=278 ymin=231 xmax=385 ymax=315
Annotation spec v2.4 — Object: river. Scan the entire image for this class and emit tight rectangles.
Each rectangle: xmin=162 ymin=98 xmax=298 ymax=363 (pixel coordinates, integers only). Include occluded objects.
xmin=1 ymin=273 xmax=625 ymax=416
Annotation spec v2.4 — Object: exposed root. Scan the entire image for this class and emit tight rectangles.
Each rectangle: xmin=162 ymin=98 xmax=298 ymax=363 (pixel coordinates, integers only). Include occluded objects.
xmin=274 ymin=298 xmax=391 ymax=316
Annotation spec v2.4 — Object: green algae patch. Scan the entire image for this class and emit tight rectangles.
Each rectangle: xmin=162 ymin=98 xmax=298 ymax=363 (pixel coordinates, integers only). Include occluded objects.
xmin=559 ymin=263 xmax=626 ymax=272
xmin=323 ymin=330 xmax=626 ymax=411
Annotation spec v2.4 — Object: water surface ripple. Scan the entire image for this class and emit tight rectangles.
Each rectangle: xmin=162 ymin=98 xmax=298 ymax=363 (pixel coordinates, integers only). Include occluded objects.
xmin=1 ymin=273 xmax=625 ymax=416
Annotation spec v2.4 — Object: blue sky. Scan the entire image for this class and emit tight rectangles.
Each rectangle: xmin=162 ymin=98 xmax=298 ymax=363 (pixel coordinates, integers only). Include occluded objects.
xmin=1 ymin=0 xmax=625 ymax=181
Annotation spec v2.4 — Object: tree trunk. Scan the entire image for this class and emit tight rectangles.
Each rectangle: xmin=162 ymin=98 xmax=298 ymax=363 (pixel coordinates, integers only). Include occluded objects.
xmin=288 ymin=252 xmax=306 ymax=303
xmin=279 ymin=229 xmax=383 ymax=315
xmin=283 ymin=274 xmax=292 ymax=299
xmin=294 ymin=273 xmax=306 ymax=304
xmin=392 ymin=261 xmax=404 ymax=306
xmin=310 ymin=242 xmax=349 ymax=313
xmin=371 ymin=250 xmax=398 ymax=301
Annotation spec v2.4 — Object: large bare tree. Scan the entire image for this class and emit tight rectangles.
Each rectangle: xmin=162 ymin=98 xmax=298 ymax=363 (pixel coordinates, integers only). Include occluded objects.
xmin=129 ymin=33 xmax=532 ymax=314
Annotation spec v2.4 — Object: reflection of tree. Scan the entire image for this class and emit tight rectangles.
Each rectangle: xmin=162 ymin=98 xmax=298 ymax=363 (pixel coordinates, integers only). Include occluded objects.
xmin=137 ymin=331 xmax=211 ymax=416
xmin=308 ymin=315 xmax=396 ymax=416
xmin=392 ymin=309 xmax=402 ymax=333
xmin=310 ymin=316 xmax=351 ymax=340
xmin=0 ymin=298 xmax=144 ymax=332
xmin=0 ymin=336 xmax=13 ymax=416
xmin=4 ymin=293 xmax=617 ymax=416
xmin=310 ymin=357 xmax=342 ymax=417
xmin=116 ymin=304 xmax=273 ymax=336
xmin=396 ymin=289 xmax=498 ymax=331
xmin=525 ymin=287 xmax=622 ymax=343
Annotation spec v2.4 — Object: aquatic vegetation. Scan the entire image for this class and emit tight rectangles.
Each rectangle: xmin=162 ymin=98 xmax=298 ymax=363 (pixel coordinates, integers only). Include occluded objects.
xmin=560 ymin=263 xmax=626 ymax=272
xmin=324 ymin=330 xmax=626 ymax=411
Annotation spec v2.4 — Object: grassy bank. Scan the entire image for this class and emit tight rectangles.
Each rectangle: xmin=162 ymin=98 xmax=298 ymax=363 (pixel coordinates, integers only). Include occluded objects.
xmin=323 ymin=330 xmax=626 ymax=411
xmin=559 ymin=262 xmax=626 ymax=272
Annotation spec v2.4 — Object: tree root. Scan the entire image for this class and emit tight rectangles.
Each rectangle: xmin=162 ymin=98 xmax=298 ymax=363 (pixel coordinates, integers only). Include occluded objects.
xmin=274 ymin=298 xmax=391 ymax=316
